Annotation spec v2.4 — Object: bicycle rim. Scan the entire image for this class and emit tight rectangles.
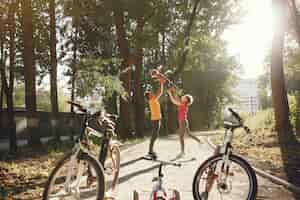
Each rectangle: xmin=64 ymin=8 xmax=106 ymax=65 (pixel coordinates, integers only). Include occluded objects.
xmin=44 ymin=152 xmax=105 ymax=200
xmin=193 ymin=154 xmax=257 ymax=200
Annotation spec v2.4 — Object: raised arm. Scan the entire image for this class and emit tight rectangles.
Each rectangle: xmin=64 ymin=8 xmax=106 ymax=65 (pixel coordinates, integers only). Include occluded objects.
xmin=167 ymin=90 xmax=181 ymax=106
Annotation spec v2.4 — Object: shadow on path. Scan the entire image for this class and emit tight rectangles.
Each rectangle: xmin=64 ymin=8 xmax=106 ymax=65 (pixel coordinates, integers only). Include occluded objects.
xmin=118 ymin=164 xmax=160 ymax=184
xmin=120 ymin=157 xmax=143 ymax=168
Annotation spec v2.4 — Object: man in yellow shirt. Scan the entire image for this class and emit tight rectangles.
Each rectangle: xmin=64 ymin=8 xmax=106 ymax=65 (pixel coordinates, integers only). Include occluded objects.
xmin=144 ymin=79 xmax=164 ymax=159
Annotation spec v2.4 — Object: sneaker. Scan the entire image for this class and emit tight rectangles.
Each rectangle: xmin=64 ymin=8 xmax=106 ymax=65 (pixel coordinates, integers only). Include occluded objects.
xmin=178 ymin=151 xmax=185 ymax=158
xmin=146 ymin=152 xmax=157 ymax=160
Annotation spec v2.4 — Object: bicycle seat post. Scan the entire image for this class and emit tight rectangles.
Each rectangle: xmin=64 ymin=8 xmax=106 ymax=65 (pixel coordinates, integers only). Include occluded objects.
xmin=158 ymin=163 xmax=163 ymax=178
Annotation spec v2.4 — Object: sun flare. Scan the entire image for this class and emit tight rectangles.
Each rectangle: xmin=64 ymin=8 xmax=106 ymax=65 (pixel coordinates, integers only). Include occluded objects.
xmin=223 ymin=0 xmax=275 ymax=79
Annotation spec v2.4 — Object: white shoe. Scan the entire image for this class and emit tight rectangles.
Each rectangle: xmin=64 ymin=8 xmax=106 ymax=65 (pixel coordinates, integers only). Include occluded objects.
xmin=178 ymin=151 xmax=185 ymax=158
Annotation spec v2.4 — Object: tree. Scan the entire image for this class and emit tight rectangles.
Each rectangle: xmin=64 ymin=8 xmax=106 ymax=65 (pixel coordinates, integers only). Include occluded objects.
xmin=49 ymin=0 xmax=58 ymax=113
xmin=0 ymin=0 xmax=17 ymax=153
xmin=111 ymin=0 xmax=134 ymax=138
xmin=258 ymin=73 xmax=272 ymax=109
xmin=49 ymin=0 xmax=59 ymax=140
xmin=21 ymin=0 xmax=36 ymax=112
xmin=271 ymin=0 xmax=293 ymax=140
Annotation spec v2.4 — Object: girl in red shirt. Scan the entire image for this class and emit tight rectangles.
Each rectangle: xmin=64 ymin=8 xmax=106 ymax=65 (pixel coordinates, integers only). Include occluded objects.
xmin=167 ymin=88 xmax=201 ymax=157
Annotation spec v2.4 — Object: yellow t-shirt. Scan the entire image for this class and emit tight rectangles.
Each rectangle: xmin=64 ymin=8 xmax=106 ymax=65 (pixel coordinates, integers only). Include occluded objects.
xmin=149 ymin=96 xmax=161 ymax=121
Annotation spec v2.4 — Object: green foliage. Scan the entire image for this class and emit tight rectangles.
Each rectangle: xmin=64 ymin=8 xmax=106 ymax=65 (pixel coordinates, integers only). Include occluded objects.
xmin=75 ymin=58 xmax=127 ymax=101
xmin=245 ymin=109 xmax=275 ymax=131
xmin=288 ymin=92 xmax=300 ymax=132
xmin=257 ymin=73 xmax=272 ymax=109
xmin=182 ymin=35 xmax=239 ymax=128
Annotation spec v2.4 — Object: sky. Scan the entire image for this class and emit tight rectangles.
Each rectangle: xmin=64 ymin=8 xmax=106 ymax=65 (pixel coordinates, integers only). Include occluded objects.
xmin=222 ymin=0 xmax=274 ymax=79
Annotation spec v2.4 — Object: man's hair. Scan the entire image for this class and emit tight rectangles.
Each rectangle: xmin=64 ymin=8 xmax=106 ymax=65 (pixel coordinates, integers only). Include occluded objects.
xmin=183 ymin=94 xmax=194 ymax=105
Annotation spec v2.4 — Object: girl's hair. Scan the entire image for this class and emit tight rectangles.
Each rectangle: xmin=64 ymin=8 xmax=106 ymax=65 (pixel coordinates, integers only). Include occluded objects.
xmin=183 ymin=94 xmax=194 ymax=105
xmin=144 ymin=91 xmax=151 ymax=100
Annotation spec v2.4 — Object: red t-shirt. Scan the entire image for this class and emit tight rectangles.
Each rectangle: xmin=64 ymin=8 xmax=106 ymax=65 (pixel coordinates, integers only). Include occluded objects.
xmin=178 ymin=103 xmax=188 ymax=121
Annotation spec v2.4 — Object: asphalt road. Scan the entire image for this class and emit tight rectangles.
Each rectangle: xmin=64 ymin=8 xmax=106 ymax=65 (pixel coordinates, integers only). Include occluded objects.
xmin=111 ymin=134 xmax=296 ymax=200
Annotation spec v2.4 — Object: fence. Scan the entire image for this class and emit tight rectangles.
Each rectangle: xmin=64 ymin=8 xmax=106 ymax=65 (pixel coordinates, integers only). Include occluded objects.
xmin=0 ymin=111 xmax=84 ymax=141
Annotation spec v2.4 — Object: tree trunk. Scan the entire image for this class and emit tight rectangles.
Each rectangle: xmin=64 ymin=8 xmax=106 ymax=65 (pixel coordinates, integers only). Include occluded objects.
xmin=49 ymin=0 xmax=58 ymax=113
xmin=70 ymin=16 xmax=79 ymax=113
xmin=0 ymin=83 xmax=4 ymax=111
xmin=271 ymin=0 xmax=294 ymax=142
xmin=21 ymin=0 xmax=36 ymax=112
xmin=161 ymin=31 xmax=166 ymax=65
xmin=167 ymin=100 xmax=177 ymax=134
xmin=0 ymin=23 xmax=4 ymax=113
xmin=112 ymin=0 xmax=133 ymax=139
xmin=173 ymin=0 xmax=201 ymax=77
xmin=49 ymin=0 xmax=59 ymax=140
xmin=8 ymin=0 xmax=17 ymax=153
xmin=0 ymin=1 xmax=17 ymax=152
xmin=21 ymin=0 xmax=40 ymax=145
xmin=133 ymin=18 xmax=145 ymax=138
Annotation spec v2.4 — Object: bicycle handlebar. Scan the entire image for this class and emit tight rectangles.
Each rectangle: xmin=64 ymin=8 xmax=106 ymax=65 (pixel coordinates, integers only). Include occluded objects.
xmin=67 ymin=101 xmax=87 ymax=112
xmin=228 ymin=108 xmax=242 ymax=123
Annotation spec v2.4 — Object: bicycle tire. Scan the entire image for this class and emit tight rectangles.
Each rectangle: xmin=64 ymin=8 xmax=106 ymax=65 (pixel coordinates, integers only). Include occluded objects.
xmin=43 ymin=151 xmax=105 ymax=200
xmin=193 ymin=154 xmax=257 ymax=200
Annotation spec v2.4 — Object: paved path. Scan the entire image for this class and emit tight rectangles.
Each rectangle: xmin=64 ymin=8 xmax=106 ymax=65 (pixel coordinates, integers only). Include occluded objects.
xmin=112 ymin=133 xmax=296 ymax=200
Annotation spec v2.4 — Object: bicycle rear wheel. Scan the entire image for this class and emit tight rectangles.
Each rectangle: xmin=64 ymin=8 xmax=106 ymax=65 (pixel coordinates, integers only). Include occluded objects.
xmin=43 ymin=151 xmax=105 ymax=200
xmin=193 ymin=154 xmax=257 ymax=200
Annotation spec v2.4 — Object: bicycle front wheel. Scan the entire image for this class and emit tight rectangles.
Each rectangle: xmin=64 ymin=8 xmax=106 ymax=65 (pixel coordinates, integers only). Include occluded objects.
xmin=43 ymin=151 xmax=105 ymax=200
xmin=193 ymin=154 xmax=257 ymax=200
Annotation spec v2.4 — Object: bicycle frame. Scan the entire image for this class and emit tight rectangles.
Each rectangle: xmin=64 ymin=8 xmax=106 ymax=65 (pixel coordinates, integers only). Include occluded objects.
xmin=80 ymin=112 xmax=112 ymax=166
xmin=216 ymin=128 xmax=234 ymax=185
xmin=63 ymin=111 xmax=114 ymax=190
xmin=139 ymin=158 xmax=181 ymax=200
xmin=150 ymin=164 xmax=166 ymax=200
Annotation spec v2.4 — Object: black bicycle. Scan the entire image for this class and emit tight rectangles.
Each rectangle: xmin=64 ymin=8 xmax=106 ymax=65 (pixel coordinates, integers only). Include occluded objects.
xmin=43 ymin=101 xmax=120 ymax=200
xmin=193 ymin=108 xmax=257 ymax=200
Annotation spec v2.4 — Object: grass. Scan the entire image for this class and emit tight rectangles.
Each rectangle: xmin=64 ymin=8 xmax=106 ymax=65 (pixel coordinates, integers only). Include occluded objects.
xmin=0 ymin=141 xmax=74 ymax=199
xmin=210 ymin=109 xmax=300 ymax=180
xmin=0 ymin=136 xmax=145 ymax=200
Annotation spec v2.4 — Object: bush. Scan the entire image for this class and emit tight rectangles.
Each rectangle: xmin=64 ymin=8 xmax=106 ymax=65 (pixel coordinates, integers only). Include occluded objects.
xmin=289 ymin=92 xmax=300 ymax=134
xmin=244 ymin=109 xmax=275 ymax=132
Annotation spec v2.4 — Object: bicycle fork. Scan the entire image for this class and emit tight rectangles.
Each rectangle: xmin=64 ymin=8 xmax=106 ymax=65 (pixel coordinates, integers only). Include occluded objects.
xmin=64 ymin=146 xmax=84 ymax=194
xmin=216 ymin=129 xmax=234 ymax=193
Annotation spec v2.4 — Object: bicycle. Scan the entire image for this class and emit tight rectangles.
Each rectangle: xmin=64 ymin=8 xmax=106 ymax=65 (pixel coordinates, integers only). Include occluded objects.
xmin=192 ymin=108 xmax=257 ymax=200
xmin=43 ymin=101 xmax=121 ymax=200
xmin=133 ymin=157 xmax=181 ymax=200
